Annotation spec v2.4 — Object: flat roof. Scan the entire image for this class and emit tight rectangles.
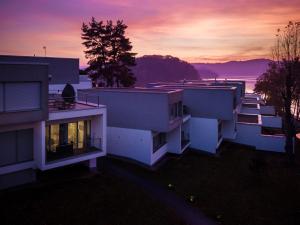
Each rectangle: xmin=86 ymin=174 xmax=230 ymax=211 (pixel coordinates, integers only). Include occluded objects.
xmin=154 ymin=84 xmax=237 ymax=91
xmin=78 ymin=87 xmax=182 ymax=94
xmin=0 ymin=54 xmax=79 ymax=60
xmin=0 ymin=61 xmax=49 ymax=66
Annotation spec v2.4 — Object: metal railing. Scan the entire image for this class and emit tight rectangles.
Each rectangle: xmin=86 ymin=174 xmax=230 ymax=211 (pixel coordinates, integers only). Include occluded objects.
xmin=48 ymin=93 xmax=102 ymax=111
xmin=46 ymin=137 xmax=102 ymax=162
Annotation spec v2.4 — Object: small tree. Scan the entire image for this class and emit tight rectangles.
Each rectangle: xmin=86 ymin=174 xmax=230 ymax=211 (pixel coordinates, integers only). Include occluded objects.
xmin=81 ymin=18 xmax=136 ymax=87
xmin=62 ymin=83 xmax=75 ymax=103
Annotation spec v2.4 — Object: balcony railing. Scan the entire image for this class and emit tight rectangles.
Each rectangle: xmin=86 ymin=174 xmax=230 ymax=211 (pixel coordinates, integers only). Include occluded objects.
xmin=48 ymin=93 xmax=102 ymax=111
xmin=46 ymin=138 xmax=102 ymax=162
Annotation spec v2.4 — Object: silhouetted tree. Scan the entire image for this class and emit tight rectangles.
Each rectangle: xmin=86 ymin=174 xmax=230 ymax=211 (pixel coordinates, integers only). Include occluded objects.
xmin=62 ymin=83 xmax=75 ymax=103
xmin=254 ymin=21 xmax=300 ymax=161
xmin=81 ymin=18 xmax=136 ymax=87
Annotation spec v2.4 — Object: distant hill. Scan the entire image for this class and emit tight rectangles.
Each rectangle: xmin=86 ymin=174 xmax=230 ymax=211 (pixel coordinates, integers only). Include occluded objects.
xmin=193 ymin=59 xmax=272 ymax=78
xmin=132 ymin=55 xmax=199 ymax=86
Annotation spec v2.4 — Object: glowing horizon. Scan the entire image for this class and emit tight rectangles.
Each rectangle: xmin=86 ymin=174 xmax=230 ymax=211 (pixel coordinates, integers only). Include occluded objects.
xmin=0 ymin=0 xmax=299 ymax=66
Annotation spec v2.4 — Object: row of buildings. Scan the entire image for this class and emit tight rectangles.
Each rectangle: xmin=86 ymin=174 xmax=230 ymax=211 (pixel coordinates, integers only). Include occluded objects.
xmin=0 ymin=55 xmax=286 ymax=189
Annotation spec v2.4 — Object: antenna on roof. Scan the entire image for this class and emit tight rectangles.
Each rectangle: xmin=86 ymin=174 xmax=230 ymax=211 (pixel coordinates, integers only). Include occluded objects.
xmin=43 ymin=46 xmax=47 ymax=57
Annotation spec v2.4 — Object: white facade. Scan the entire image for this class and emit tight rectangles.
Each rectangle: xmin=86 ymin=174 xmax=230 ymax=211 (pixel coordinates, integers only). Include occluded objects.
xmin=233 ymin=121 xmax=285 ymax=153
xmin=261 ymin=115 xmax=282 ymax=128
xmin=260 ymin=105 xmax=276 ymax=115
xmin=107 ymin=123 xmax=188 ymax=166
xmin=107 ymin=127 xmax=153 ymax=165
xmin=189 ymin=117 xmax=222 ymax=153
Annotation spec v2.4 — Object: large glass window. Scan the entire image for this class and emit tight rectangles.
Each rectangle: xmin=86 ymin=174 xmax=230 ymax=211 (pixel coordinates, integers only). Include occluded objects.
xmin=78 ymin=121 xmax=85 ymax=149
xmin=45 ymin=120 xmax=95 ymax=162
xmin=0 ymin=129 xmax=33 ymax=167
xmin=4 ymin=82 xmax=41 ymax=112
xmin=50 ymin=124 xmax=59 ymax=152
xmin=68 ymin=122 xmax=77 ymax=147
xmin=153 ymin=132 xmax=167 ymax=153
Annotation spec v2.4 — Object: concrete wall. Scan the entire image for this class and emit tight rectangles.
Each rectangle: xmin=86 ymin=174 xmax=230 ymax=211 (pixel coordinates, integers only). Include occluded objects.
xmin=260 ymin=105 xmax=276 ymax=115
xmin=166 ymin=126 xmax=182 ymax=154
xmin=261 ymin=116 xmax=282 ymax=128
xmin=211 ymin=81 xmax=244 ymax=104
xmin=189 ymin=117 xmax=219 ymax=153
xmin=0 ymin=55 xmax=79 ymax=84
xmin=0 ymin=63 xmax=48 ymax=125
xmin=107 ymin=127 xmax=153 ymax=165
xmin=182 ymin=88 xmax=235 ymax=120
xmin=232 ymin=122 xmax=285 ymax=152
xmin=222 ymin=117 xmax=237 ymax=140
xmin=78 ymin=89 xmax=183 ymax=132
xmin=0 ymin=169 xmax=36 ymax=190
xmin=233 ymin=123 xmax=261 ymax=146
xmin=257 ymin=135 xmax=285 ymax=152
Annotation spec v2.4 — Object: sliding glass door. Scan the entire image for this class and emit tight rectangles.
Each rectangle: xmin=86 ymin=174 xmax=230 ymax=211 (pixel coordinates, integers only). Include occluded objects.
xmin=45 ymin=120 xmax=93 ymax=161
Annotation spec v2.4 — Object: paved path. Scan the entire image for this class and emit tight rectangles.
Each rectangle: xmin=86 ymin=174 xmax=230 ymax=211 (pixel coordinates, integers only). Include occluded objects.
xmin=104 ymin=160 xmax=217 ymax=225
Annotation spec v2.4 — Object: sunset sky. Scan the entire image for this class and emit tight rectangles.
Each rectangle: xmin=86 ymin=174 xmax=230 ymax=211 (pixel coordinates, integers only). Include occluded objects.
xmin=0 ymin=0 xmax=300 ymax=66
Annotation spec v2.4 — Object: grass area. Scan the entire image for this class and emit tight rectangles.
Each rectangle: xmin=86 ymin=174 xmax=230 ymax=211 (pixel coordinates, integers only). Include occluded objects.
xmin=110 ymin=143 xmax=300 ymax=225
xmin=0 ymin=167 xmax=182 ymax=225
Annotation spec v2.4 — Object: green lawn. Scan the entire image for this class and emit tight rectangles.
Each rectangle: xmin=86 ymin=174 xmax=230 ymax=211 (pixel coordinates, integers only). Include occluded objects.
xmin=1 ymin=143 xmax=299 ymax=225
xmin=0 ymin=168 xmax=182 ymax=225
xmin=110 ymin=143 xmax=300 ymax=225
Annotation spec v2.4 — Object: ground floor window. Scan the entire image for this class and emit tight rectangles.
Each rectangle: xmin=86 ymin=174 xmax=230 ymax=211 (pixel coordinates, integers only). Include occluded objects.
xmin=153 ymin=132 xmax=167 ymax=153
xmin=0 ymin=129 xmax=33 ymax=167
xmin=45 ymin=120 xmax=98 ymax=161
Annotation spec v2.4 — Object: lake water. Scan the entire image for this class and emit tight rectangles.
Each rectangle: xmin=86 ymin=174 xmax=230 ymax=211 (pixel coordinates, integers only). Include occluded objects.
xmin=214 ymin=75 xmax=258 ymax=93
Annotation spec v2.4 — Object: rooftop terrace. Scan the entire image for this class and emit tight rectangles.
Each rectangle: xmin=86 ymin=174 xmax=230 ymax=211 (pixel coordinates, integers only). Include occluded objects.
xmin=48 ymin=94 xmax=102 ymax=112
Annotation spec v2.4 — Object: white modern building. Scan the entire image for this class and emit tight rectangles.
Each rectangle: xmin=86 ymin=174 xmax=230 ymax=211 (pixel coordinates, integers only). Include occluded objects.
xmin=233 ymin=93 xmax=285 ymax=152
xmin=78 ymin=88 xmax=190 ymax=166
xmin=148 ymin=84 xmax=238 ymax=153
xmin=0 ymin=56 xmax=107 ymax=190
xmin=148 ymin=80 xmax=285 ymax=153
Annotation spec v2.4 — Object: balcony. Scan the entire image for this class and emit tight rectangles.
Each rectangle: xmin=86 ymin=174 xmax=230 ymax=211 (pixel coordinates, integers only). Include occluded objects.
xmin=46 ymin=138 xmax=102 ymax=162
xmin=238 ymin=114 xmax=259 ymax=124
xmin=48 ymin=94 xmax=100 ymax=112
xmin=261 ymin=127 xmax=284 ymax=136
